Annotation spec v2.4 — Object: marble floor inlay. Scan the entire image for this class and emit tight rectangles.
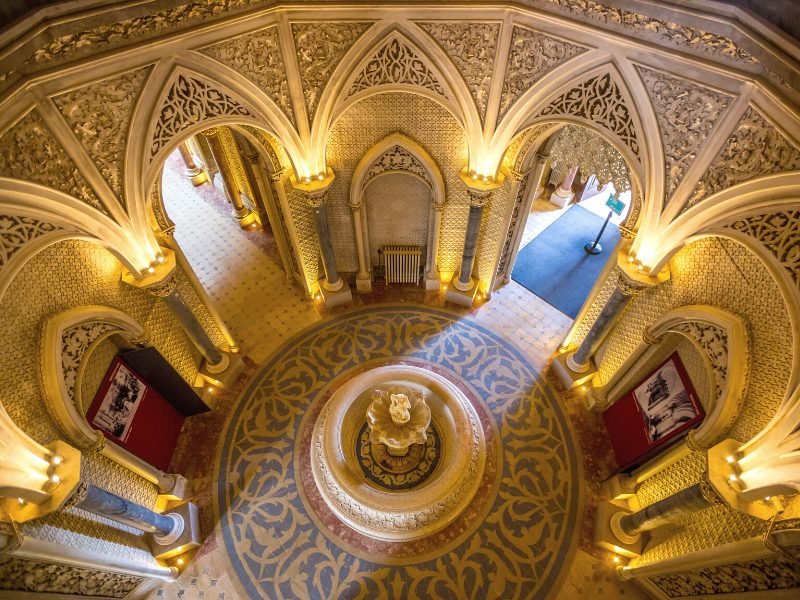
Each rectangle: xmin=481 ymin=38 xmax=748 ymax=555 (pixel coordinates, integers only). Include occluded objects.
xmin=217 ymin=306 xmax=581 ymax=600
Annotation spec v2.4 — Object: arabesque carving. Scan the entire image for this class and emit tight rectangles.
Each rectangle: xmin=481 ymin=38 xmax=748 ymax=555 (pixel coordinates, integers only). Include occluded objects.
xmin=349 ymin=39 xmax=447 ymax=99
xmin=292 ymin=22 xmax=372 ymax=122
xmin=0 ymin=215 xmax=62 ymax=268
xmin=499 ymin=25 xmax=587 ymax=121
xmin=150 ymin=74 xmax=253 ymax=160
xmin=535 ymin=0 xmax=758 ymax=65
xmin=0 ymin=556 xmax=143 ymax=598
xmin=727 ymin=210 xmax=800 ymax=286
xmin=688 ymin=107 xmax=800 ymax=209
xmin=61 ymin=322 xmax=120 ymax=403
xmin=538 ymin=73 xmax=641 ymax=161
xmin=364 ymin=145 xmax=432 ymax=187
xmin=635 ymin=66 xmax=731 ymax=199
xmin=200 ymin=26 xmax=295 ymax=126
xmin=53 ymin=67 xmax=150 ymax=207
xmin=417 ymin=22 xmax=500 ymax=120
xmin=0 ymin=110 xmax=107 ymax=215
xmin=675 ymin=321 xmax=728 ymax=400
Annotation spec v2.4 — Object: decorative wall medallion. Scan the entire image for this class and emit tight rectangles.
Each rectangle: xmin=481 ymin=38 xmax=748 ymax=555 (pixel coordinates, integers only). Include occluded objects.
xmin=348 ymin=39 xmax=448 ymax=99
xmin=218 ymin=306 xmax=580 ymax=596
xmin=292 ymin=22 xmax=372 ymax=122
xmin=687 ymin=107 xmax=800 ymax=210
xmin=635 ymin=65 xmax=731 ymax=199
xmin=364 ymin=145 xmax=432 ymax=188
xmin=0 ymin=110 xmax=107 ymax=215
xmin=0 ymin=556 xmax=143 ymax=598
xmin=537 ymin=73 xmax=641 ymax=161
xmin=727 ymin=210 xmax=800 ymax=286
xmin=534 ymin=0 xmax=758 ymax=65
xmin=499 ymin=25 xmax=587 ymax=122
xmin=150 ymin=74 xmax=253 ymax=160
xmin=53 ymin=67 xmax=151 ymax=208
xmin=199 ymin=26 xmax=295 ymax=126
xmin=0 ymin=215 xmax=61 ymax=268
xmin=417 ymin=22 xmax=500 ymax=120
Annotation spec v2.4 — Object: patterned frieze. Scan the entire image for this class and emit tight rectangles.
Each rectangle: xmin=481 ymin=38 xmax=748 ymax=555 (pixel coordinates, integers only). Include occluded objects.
xmin=348 ymin=39 xmax=448 ymax=100
xmin=635 ymin=66 xmax=732 ymax=200
xmin=199 ymin=26 xmax=295 ymax=126
xmin=53 ymin=67 xmax=151 ymax=208
xmin=292 ymin=22 xmax=372 ymax=122
xmin=537 ymin=73 xmax=641 ymax=163
xmin=727 ymin=210 xmax=800 ymax=286
xmin=0 ymin=110 xmax=107 ymax=215
xmin=150 ymin=73 xmax=253 ymax=161
xmin=687 ymin=107 xmax=800 ymax=210
xmin=499 ymin=25 xmax=587 ymax=122
xmin=0 ymin=215 xmax=62 ymax=269
xmin=364 ymin=145 xmax=433 ymax=188
xmin=417 ymin=21 xmax=500 ymax=121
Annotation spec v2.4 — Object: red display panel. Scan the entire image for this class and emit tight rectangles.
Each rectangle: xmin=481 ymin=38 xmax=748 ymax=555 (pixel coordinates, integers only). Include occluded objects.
xmin=86 ymin=356 xmax=184 ymax=471
xmin=603 ymin=352 xmax=705 ymax=471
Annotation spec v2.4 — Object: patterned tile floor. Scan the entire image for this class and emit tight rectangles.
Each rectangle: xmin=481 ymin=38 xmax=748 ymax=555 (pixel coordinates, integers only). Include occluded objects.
xmin=132 ymin=153 xmax=651 ymax=599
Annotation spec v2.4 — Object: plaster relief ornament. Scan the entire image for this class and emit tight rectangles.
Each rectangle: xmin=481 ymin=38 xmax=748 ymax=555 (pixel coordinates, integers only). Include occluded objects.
xmin=367 ymin=385 xmax=431 ymax=456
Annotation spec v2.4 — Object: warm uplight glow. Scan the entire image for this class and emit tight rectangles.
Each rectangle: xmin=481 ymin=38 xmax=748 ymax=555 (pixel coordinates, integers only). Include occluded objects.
xmin=50 ymin=474 xmax=61 ymax=484
xmin=613 ymin=556 xmax=621 ymax=564
xmin=156 ymin=255 xmax=165 ymax=264
xmin=726 ymin=455 xmax=736 ymax=464
xmin=206 ymin=386 xmax=214 ymax=394
xmin=729 ymin=473 xmax=738 ymax=482
xmin=147 ymin=266 xmax=156 ymax=274
xmin=177 ymin=558 xmax=184 ymax=566
xmin=765 ymin=496 xmax=771 ymax=502
xmin=317 ymin=173 xmax=325 ymax=181
xmin=50 ymin=455 xmax=63 ymax=465
xmin=17 ymin=497 xmax=25 ymax=505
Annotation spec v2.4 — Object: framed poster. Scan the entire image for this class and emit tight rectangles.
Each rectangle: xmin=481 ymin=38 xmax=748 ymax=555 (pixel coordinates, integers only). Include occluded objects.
xmin=91 ymin=360 xmax=146 ymax=442
xmin=603 ymin=352 xmax=705 ymax=471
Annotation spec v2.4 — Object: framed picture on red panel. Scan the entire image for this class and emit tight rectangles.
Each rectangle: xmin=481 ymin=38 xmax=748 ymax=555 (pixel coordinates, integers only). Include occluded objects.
xmin=603 ymin=351 xmax=705 ymax=471
xmin=90 ymin=359 xmax=146 ymax=442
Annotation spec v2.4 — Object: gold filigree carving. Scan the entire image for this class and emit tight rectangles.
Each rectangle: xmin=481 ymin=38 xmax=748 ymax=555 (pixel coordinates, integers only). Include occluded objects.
xmin=150 ymin=74 xmax=253 ymax=160
xmin=675 ymin=321 xmax=729 ymax=400
xmin=417 ymin=21 xmax=500 ymax=120
xmin=0 ymin=110 xmax=107 ymax=215
xmin=499 ymin=25 xmax=587 ymax=122
xmin=61 ymin=322 xmax=120 ymax=402
xmin=687 ymin=107 xmax=800 ymax=209
xmin=0 ymin=215 xmax=61 ymax=268
xmin=348 ymin=38 xmax=448 ymax=99
xmin=199 ymin=26 xmax=295 ymax=126
xmin=538 ymin=73 xmax=641 ymax=161
xmin=365 ymin=145 xmax=432 ymax=187
xmin=53 ymin=67 xmax=150 ymax=208
xmin=292 ymin=22 xmax=372 ymax=122
xmin=727 ymin=210 xmax=800 ymax=286
xmin=635 ymin=66 xmax=732 ymax=199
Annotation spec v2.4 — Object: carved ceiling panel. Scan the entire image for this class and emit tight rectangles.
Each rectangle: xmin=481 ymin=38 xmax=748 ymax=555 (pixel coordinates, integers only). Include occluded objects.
xmin=687 ymin=107 xmax=800 ymax=210
xmin=53 ymin=67 xmax=150 ymax=209
xmin=727 ymin=210 xmax=800 ymax=286
xmin=0 ymin=215 xmax=62 ymax=268
xmin=348 ymin=38 xmax=448 ymax=99
xmin=417 ymin=21 xmax=500 ymax=121
xmin=292 ymin=22 xmax=372 ymax=123
xmin=635 ymin=66 xmax=732 ymax=200
xmin=499 ymin=25 xmax=587 ymax=123
xmin=150 ymin=73 xmax=253 ymax=160
xmin=364 ymin=145 xmax=432 ymax=188
xmin=0 ymin=109 xmax=107 ymax=215
xmin=537 ymin=73 xmax=641 ymax=163
xmin=199 ymin=26 xmax=295 ymax=126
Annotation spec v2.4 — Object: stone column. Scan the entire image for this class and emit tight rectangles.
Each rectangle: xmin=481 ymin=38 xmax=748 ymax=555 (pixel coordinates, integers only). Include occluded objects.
xmin=614 ymin=481 xmax=720 ymax=541
xmin=202 ymin=128 xmax=256 ymax=228
xmin=177 ymin=143 xmax=201 ymax=177
xmin=350 ymin=201 xmax=372 ymax=292
xmin=291 ymin=170 xmax=352 ymax=307
xmin=425 ymin=203 xmax=445 ymax=290
xmin=454 ymin=189 xmax=489 ymax=292
xmin=550 ymin=164 xmax=578 ymax=208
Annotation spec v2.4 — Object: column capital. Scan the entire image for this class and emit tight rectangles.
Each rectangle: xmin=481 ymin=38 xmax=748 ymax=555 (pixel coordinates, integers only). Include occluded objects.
xmin=349 ymin=202 xmax=363 ymax=213
xmin=290 ymin=167 xmax=335 ymax=195
xmin=614 ymin=249 xmax=670 ymax=294
xmin=201 ymin=127 xmax=222 ymax=138
xmin=459 ymin=166 xmax=505 ymax=199
xmin=267 ymin=168 xmax=287 ymax=182
xmin=120 ymin=249 xmax=177 ymax=292
xmin=434 ymin=202 xmax=446 ymax=213
xmin=505 ymin=167 xmax=525 ymax=183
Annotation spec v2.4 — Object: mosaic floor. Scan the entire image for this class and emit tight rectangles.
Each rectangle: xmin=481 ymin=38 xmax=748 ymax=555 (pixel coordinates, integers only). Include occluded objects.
xmin=131 ymin=153 xmax=652 ymax=599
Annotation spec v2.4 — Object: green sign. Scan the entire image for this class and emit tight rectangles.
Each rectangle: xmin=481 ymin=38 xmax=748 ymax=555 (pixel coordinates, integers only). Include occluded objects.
xmin=606 ymin=194 xmax=626 ymax=216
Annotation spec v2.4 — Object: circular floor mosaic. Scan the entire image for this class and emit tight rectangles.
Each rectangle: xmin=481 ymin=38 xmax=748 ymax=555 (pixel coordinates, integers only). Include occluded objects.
xmin=216 ymin=306 xmax=581 ymax=599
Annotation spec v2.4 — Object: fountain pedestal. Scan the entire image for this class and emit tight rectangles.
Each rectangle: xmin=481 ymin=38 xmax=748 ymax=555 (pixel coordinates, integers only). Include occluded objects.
xmin=367 ymin=386 xmax=431 ymax=457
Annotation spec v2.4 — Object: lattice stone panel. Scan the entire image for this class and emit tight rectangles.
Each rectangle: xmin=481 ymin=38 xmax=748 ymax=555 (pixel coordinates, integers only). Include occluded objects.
xmin=284 ymin=180 xmax=320 ymax=289
xmin=325 ymin=93 xmax=468 ymax=274
xmin=219 ymin=126 xmax=254 ymax=203
xmin=475 ymin=181 xmax=512 ymax=287
xmin=79 ymin=337 xmax=118 ymax=414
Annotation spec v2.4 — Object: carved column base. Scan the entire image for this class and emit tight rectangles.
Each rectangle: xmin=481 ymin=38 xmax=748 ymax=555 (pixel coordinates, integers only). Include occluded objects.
xmin=551 ymin=351 xmax=597 ymax=390
xmin=444 ymin=278 xmax=479 ymax=307
xmin=424 ymin=271 xmax=441 ymax=291
xmin=356 ymin=273 xmax=372 ymax=293
xmin=319 ymin=279 xmax=353 ymax=308
xmin=233 ymin=207 xmax=258 ymax=228
xmin=190 ymin=171 xmax=208 ymax=187
xmin=550 ymin=187 xmax=574 ymax=208
xmin=196 ymin=351 xmax=245 ymax=390
xmin=147 ymin=501 xmax=202 ymax=561
xmin=593 ymin=501 xmax=643 ymax=558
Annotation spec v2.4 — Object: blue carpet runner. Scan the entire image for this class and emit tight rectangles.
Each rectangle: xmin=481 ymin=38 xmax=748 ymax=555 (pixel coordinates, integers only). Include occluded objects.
xmin=511 ymin=204 xmax=621 ymax=318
